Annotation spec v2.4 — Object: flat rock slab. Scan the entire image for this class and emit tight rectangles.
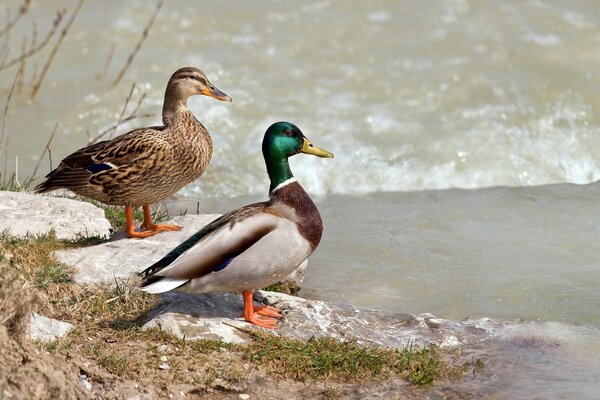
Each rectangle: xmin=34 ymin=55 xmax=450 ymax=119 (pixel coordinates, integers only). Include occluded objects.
xmin=0 ymin=192 xmax=111 ymax=240
xmin=29 ymin=313 xmax=74 ymax=342
xmin=142 ymin=290 xmax=500 ymax=347
xmin=55 ymin=214 xmax=307 ymax=288
xmin=56 ymin=214 xmax=219 ymax=285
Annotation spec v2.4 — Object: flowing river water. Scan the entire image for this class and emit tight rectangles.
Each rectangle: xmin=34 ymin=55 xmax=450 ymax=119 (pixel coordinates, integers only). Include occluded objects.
xmin=2 ymin=0 xmax=600 ymax=398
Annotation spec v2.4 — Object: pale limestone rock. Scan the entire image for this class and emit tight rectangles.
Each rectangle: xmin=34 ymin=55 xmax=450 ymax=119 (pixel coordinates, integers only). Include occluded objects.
xmin=141 ymin=292 xmax=252 ymax=344
xmin=55 ymin=214 xmax=308 ymax=292
xmin=56 ymin=214 xmax=220 ymax=285
xmin=141 ymin=290 xmax=498 ymax=347
xmin=29 ymin=313 xmax=74 ymax=341
xmin=0 ymin=192 xmax=111 ymax=240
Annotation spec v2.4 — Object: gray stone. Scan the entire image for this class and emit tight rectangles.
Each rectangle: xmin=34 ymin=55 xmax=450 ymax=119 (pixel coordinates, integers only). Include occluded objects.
xmin=29 ymin=312 xmax=74 ymax=341
xmin=55 ymin=214 xmax=217 ymax=285
xmin=141 ymin=290 xmax=500 ymax=348
xmin=141 ymin=292 xmax=253 ymax=344
xmin=55 ymin=214 xmax=308 ymax=292
xmin=0 ymin=192 xmax=111 ymax=240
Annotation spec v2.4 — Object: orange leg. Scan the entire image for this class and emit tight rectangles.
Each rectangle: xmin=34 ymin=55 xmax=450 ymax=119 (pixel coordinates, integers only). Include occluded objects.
xmin=142 ymin=204 xmax=181 ymax=232
xmin=125 ymin=205 xmax=159 ymax=239
xmin=242 ymin=290 xmax=280 ymax=329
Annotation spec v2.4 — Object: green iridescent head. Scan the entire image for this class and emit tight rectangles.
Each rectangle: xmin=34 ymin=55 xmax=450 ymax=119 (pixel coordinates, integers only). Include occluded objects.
xmin=262 ymin=121 xmax=333 ymax=192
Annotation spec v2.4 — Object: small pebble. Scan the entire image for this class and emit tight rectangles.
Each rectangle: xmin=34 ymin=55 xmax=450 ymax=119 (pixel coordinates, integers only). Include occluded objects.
xmin=426 ymin=318 xmax=444 ymax=329
xmin=159 ymin=363 xmax=170 ymax=370
xmin=160 ymin=355 xmax=168 ymax=362
xmin=239 ymin=394 xmax=250 ymax=400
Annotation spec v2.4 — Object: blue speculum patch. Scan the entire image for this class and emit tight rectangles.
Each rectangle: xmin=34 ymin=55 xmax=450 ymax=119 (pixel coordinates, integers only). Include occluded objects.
xmin=87 ymin=163 xmax=113 ymax=173
xmin=214 ymin=257 xmax=234 ymax=272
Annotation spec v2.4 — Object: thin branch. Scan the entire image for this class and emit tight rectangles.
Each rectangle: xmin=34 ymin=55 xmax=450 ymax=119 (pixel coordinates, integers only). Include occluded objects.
xmin=112 ymin=0 xmax=163 ymax=86
xmin=30 ymin=0 xmax=83 ymax=99
xmin=95 ymin=41 xmax=115 ymax=79
xmin=0 ymin=68 xmax=20 ymax=155
xmin=0 ymin=11 xmax=12 ymax=65
xmin=0 ymin=0 xmax=31 ymax=39
xmin=91 ymin=112 xmax=153 ymax=144
xmin=0 ymin=10 xmax=64 ymax=72
xmin=26 ymin=122 xmax=59 ymax=184
xmin=89 ymin=83 xmax=137 ymax=144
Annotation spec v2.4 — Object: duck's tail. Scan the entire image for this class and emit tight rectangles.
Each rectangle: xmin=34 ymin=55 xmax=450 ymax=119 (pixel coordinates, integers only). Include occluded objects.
xmin=139 ymin=276 xmax=189 ymax=294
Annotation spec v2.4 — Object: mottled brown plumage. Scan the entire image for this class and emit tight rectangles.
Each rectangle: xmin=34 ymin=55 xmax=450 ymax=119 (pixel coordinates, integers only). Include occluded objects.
xmin=35 ymin=67 xmax=231 ymax=238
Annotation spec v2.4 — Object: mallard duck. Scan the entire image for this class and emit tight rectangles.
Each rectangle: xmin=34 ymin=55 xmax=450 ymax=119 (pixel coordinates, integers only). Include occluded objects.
xmin=34 ymin=67 xmax=231 ymax=238
xmin=139 ymin=121 xmax=333 ymax=329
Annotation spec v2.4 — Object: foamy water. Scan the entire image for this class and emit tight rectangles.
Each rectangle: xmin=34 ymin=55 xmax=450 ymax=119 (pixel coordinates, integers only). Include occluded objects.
xmin=2 ymin=1 xmax=600 ymax=397
xmin=2 ymin=0 xmax=600 ymax=196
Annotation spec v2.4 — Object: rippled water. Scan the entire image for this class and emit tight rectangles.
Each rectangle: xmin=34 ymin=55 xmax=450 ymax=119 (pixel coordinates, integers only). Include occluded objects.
xmin=2 ymin=0 xmax=600 ymax=398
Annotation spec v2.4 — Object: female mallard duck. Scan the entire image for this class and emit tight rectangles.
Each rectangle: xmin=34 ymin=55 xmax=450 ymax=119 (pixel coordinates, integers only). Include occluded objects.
xmin=139 ymin=122 xmax=333 ymax=329
xmin=34 ymin=67 xmax=231 ymax=238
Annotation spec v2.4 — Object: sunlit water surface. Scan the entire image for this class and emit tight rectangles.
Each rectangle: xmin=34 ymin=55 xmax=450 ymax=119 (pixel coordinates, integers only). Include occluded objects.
xmin=2 ymin=0 xmax=600 ymax=398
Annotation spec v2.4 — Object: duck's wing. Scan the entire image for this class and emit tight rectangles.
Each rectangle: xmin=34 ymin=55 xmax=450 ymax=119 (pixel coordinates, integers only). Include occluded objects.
xmin=34 ymin=126 xmax=165 ymax=193
xmin=140 ymin=202 xmax=281 ymax=291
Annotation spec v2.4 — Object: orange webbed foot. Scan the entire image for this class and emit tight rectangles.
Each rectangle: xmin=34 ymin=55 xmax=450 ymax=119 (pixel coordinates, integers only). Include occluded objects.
xmin=245 ymin=313 xmax=280 ymax=330
xmin=143 ymin=223 xmax=182 ymax=232
xmin=255 ymin=305 xmax=283 ymax=319
xmin=126 ymin=228 xmax=161 ymax=239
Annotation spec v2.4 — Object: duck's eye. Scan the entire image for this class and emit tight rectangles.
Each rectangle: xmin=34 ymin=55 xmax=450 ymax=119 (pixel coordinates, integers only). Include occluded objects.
xmin=283 ymin=129 xmax=294 ymax=137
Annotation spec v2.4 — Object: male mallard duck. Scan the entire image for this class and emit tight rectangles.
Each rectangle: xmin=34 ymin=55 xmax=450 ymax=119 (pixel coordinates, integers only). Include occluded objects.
xmin=34 ymin=67 xmax=231 ymax=238
xmin=139 ymin=121 xmax=333 ymax=329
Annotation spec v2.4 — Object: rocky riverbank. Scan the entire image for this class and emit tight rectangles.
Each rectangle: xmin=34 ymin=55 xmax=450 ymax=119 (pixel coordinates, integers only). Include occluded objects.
xmin=0 ymin=191 xmax=565 ymax=399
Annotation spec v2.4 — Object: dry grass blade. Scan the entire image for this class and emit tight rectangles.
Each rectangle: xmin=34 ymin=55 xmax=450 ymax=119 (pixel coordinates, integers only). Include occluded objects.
xmin=25 ymin=122 xmax=59 ymax=184
xmin=89 ymin=83 xmax=136 ymax=144
xmin=96 ymin=41 xmax=115 ymax=79
xmin=112 ymin=0 xmax=163 ymax=86
xmin=0 ymin=9 xmax=64 ymax=72
xmin=0 ymin=0 xmax=31 ymax=38
xmin=0 ymin=67 xmax=20 ymax=156
xmin=30 ymin=0 xmax=84 ymax=99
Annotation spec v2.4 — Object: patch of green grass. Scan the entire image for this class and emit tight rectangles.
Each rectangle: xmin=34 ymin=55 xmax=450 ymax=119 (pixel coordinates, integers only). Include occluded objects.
xmin=94 ymin=348 xmax=134 ymax=376
xmin=0 ymin=172 xmax=30 ymax=192
xmin=42 ymin=338 xmax=73 ymax=353
xmin=33 ymin=263 xmax=72 ymax=289
xmin=396 ymin=343 xmax=443 ymax=384
xmin=244 ymin=334 xmax=391 ymax=381
xmin=243 ymin=332 xmax=457 ymax=385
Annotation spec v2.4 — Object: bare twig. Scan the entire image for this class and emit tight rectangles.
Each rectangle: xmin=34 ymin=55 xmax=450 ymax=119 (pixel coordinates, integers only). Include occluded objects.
xmin=26 ymin=122 xmax=59 ymax=183
xmin=96 ymin=41 xmax=115 ymax=79
xmin=89 ymin=84 xmax=153 ymax=144
xmin=0 ymin=10 xmax=64 ymax=72
xmin=91 ymin=113 xmax=153 ymax=144
xmin=0 ymin=11 xmax=13 ymax=65
xmin=112 ymin=0 xmax=163 ymax=86
xmin=91 ymin=83 xmax=135 ymax=143
xmin=30 ymin=0 xmax=84 ymax=99
xmin=0 ymin=0 xmax=31 ymax=39
xmin=0 ymin=68 xmax=20 ymax=155
xmin=47 ymin=144 xmax=53 ymax=171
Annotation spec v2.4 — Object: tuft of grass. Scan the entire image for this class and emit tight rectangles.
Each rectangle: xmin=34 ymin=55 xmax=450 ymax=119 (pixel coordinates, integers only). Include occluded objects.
xmin=0 ymin=172 xmax=29 ymax=192
xmin=396 ymin=343 xmax=444 ymax=384
xmin=242 ymin=332 xmax=455 ymax=384
xmin=32 ymin=263 xmax=72 ymax=289
xmin=244 ymin=334 xmax=391 ymax=382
